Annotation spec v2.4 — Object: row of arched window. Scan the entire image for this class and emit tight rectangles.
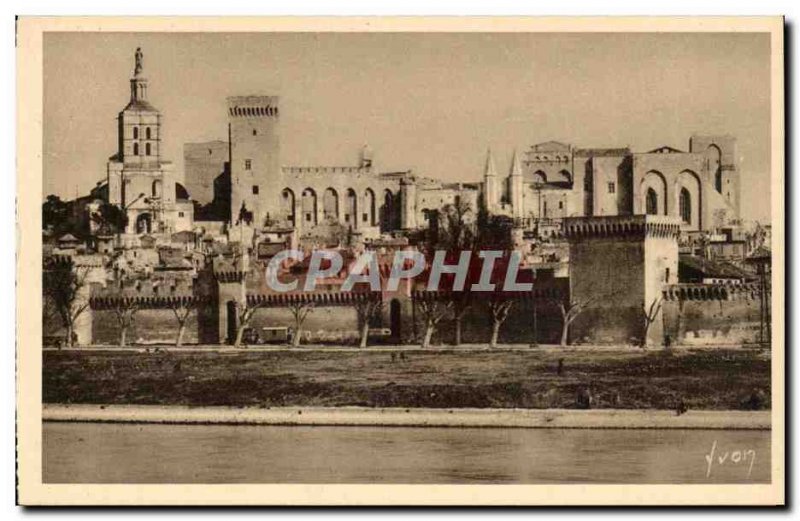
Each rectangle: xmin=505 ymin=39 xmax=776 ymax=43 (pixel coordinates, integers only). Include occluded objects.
xmin=281 ymin=187 xmax=395 ymax=230
xmin=645 ymin=186 xmax=692 ymax=224
xmin=132 ymin=143 xmax=152 ymax=156
xmin=132 ymin=127 xmax=152 ymax=140
xmin=529 ymin=169 xmax=572 ymax=184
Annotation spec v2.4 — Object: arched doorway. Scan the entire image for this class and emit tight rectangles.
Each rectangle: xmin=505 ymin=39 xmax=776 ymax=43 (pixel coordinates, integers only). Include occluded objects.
xmin=281 ymin=188 xmax=296 ymax=224
xmin=381 ymin=190 xmax=394 ymax=232
xmin=707 ymin=144 xmax=723 ymax=193
xmin=364 ymin=188 xmax=376 ymax=226
xmin=345 ymin=188 xmax=358 ymax=227
xmin=323 ymin=188 xmax=339 ymax=222
xmin=226 ymin=301 xmax=237 ymax=344
xmin=301 ymin=188 xmax=318 ymax=225
xmin=135 ymin=213 xmax=152 ymax=234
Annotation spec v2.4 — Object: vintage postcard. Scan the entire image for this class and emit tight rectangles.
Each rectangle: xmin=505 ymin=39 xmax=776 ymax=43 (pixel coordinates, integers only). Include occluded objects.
xmin=16 ymin=16 xmax=784 ymax=505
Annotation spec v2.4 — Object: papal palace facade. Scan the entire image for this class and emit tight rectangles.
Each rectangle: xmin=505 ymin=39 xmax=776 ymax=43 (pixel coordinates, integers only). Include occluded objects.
xmin=89 ymin=49 xmax=740 ymax=245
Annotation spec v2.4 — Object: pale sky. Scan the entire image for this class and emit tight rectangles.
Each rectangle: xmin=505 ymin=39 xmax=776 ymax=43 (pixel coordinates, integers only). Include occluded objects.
xmin=43 ymin=32 xmax=772 ymax=221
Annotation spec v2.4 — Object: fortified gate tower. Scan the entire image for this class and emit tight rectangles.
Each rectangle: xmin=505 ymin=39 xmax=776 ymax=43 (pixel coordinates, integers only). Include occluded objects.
xmin=564 ymin=215 xmax=681 ymax=346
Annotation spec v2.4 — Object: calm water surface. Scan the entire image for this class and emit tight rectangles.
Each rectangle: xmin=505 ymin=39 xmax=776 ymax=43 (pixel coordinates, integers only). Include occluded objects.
xmin=43 ymin=422 xmax=770 ymax=484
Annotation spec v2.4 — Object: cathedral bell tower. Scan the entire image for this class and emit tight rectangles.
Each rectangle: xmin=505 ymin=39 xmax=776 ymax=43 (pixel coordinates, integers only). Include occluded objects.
xmin=116 ymin=47 xmax=162 ymax=169
xmin=107 ymin=47 xmax=177 ymax=234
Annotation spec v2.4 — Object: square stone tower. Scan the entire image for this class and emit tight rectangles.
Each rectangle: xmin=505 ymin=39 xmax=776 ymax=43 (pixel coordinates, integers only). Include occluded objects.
xmin=689 ymin=134 xmax=740 ymax=221
xmin=564 ymin=215 xmax=681 ymax=346
xmin=227 ymin=96 xmax=281 ymax=227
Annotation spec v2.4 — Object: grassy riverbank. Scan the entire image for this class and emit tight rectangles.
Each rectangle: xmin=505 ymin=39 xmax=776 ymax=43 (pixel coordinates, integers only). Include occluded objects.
xmin=43 ymin=348 xmax=770 ymax=410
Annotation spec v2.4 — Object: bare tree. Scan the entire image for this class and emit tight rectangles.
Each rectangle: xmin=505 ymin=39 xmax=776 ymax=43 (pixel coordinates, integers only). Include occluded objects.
xmin=451 ymin=294 xmax=472 ymax=346
xmin=112 ymin=299 xmax=139 ymax=347
xmin=416 ymin=297 xmax=453 ymax=349
xmin=288 ymin=301 xmax=315 ymax=347
xmin=640 ymin=297 xmax=663 ymax=349
xmin=477 ymin=210 xmax=516 ymax=348
xmin=43 ymin=264 xmax=92 ymax=347
xmin=353 ymin=296 xmax=383 ymax=349
xmin=233 ymin=299 xmax=268 ymax=348
xmin=554 ymin=293 xmax=600 ymax=347
xmin=167 ymin=297 xmax=198 ymax=347
xmin=487 ymin=298 xmax=514 ymax=348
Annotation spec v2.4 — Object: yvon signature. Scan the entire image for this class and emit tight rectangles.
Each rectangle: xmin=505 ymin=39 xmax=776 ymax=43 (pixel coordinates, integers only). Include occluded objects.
xmin=704 ymin=440 xmax=756 ymax=478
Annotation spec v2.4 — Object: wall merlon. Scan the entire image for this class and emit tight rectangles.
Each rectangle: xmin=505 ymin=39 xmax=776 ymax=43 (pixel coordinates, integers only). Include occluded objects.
xmin=564 ymin=215 xmax=682 ymax=239
xmin=662 ymin=282 xmax=762 ymax=302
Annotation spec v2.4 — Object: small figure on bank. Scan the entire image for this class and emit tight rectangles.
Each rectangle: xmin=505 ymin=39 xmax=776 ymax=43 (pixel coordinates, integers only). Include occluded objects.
xmin=676 ymin=398 xmax=688 ymax=416
xmin=286 ymin=327 xmax=294 ymax=347
xmin=556 ymin=358 xmax=565 ymax=376
xmin=742 ymin=389 xmax=766 ymax=410
xmin=575 ymin=387 xmax=593 ymax=409
xmin=664 ymin=334 xmax=672 ymax=350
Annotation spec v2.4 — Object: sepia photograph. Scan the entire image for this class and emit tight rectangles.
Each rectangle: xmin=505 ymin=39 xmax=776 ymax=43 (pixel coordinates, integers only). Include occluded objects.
xmin=16 ymin=16 xmax=784 ymax=506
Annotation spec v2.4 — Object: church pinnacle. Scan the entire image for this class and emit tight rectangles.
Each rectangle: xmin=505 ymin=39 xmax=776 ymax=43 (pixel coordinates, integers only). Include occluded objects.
xmin=510 ymin=149 xmax=522 ymax=177
xmin=483 ymin=148 xmax=497 ymax=178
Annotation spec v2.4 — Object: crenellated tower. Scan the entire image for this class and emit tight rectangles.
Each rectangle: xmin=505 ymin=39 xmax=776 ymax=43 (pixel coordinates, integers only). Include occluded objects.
xmin=227 ymin=96 xmax=282 ymax=227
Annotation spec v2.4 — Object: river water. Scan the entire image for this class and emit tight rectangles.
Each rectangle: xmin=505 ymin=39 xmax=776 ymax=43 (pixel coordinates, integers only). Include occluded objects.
xmin=43 ymin=422 xmax=770 ymax=484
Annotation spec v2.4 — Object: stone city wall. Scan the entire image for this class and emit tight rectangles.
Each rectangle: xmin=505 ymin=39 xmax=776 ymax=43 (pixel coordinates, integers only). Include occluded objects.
xmin=661 ymin=283 xmax=764 ymax=346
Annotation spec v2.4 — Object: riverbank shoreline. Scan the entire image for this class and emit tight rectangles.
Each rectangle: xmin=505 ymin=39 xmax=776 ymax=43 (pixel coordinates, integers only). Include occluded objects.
xmin=42 ymin=404 xmax=771 ymax=430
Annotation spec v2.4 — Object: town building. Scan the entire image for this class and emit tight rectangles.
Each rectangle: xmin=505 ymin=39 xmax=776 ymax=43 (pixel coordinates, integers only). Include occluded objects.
xmin=42 ymin=47 xmax=765 ymax=349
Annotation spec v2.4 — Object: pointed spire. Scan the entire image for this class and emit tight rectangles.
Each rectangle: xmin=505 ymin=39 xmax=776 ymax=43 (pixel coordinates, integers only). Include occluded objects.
xmin=129 ymin=47 xmax=149 ymax=103
xmin=510 ymin=149 xmax=522 ymax=177
xmin=483 ymin=148 xmax=497 ymax=178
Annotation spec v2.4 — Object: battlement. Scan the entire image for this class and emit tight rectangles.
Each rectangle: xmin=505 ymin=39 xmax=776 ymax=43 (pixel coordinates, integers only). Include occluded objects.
xmin=90 ymin=276 xmax=201 ymax=309
xmin=662 ymin=282 xmax=762 ymax=301
xmin=227 ymin=96 xmax=279 ymax=118
xmin=281 ymin=165 xmax=372 ymax=176
xmin=563 ymin=215 xmax=682 ymax=239
xmin=247 ymin=291 xmax=371 ymax=308
xmin=94 ymin=276 xmax=196 ymax=297
xmin=212 ymin=256 xmax=249 ymax=282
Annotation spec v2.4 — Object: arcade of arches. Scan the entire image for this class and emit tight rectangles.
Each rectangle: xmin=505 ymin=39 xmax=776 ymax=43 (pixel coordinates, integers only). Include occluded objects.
xmin=638 ymin=169 xmax=702 ymax=230
xmin=280 ymin=185 xmax=394 ymax=234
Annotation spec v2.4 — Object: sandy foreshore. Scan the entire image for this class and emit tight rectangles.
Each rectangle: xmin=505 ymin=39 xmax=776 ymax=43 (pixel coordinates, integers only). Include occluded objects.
xmin=42 ymin=404 xmax=771 ymax=430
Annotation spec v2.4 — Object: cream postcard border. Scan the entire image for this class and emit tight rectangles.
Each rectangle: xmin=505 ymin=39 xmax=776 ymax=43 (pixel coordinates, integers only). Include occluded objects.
xmin=16 ymin=16 xmax=785 ymax=506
